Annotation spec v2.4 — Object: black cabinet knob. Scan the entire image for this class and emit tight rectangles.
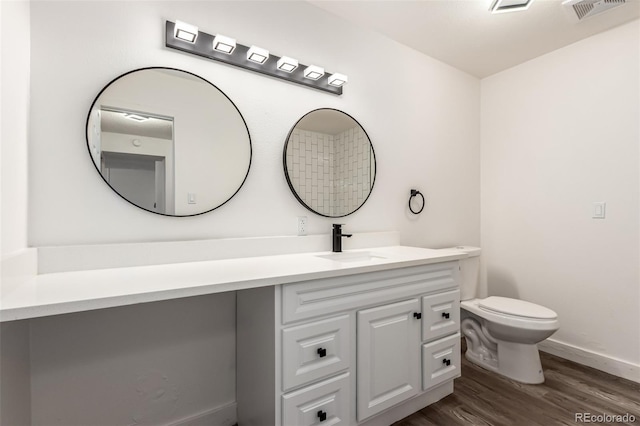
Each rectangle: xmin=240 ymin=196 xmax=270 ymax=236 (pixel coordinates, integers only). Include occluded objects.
xmin=442 ymin=312 xmax=450 ymax=319
xmin=317 ymin=410 xmax=327 ymax=422
xmin=413 ymin=312 xmax=422 ymax=319
xmin=317 ymin=347 xmax=327 ymax=358
xmin=442 ymin=358 xmax=451 ymax=366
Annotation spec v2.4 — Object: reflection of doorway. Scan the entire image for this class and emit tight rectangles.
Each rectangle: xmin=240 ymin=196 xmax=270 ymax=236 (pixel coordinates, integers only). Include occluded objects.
xmin=101 ymin=151 xmax=166 ymax=214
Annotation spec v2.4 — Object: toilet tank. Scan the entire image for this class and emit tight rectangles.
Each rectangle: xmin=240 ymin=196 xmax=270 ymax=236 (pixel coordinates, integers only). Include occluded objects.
xmin=444 ymin=246 xmax=481 ymax=301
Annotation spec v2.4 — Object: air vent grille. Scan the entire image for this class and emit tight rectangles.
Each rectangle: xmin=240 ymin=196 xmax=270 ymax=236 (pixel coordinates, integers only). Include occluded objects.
xmin=572 ymin=2 xmax=595 ymax=19
xmin=567 ymin=0 xmax=626 ymax=21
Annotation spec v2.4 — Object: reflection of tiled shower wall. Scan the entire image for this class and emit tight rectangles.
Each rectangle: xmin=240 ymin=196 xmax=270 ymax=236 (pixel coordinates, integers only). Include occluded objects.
xmin=333 ymin=126 xmax=371 ymax=216
xmin=286 ymin=128 xmax=371 ymax=216
xmin=286 ymin=129 xmax=334 ymax=215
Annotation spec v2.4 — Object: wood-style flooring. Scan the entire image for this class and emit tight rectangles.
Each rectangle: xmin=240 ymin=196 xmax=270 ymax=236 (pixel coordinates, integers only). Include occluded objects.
xmin=394 ymin=343 xmax=640 ymax=426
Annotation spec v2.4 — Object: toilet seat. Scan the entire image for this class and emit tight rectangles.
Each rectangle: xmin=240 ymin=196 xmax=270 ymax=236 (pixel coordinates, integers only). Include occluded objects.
xmin=479 ymin=296 xmax=557 ymax=320
xmin=461 ymin=298 xmax=559 ymax=331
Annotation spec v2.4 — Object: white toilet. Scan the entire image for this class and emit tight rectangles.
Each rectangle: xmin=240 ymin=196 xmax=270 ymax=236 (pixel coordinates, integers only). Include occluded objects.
xmin=450 ymin=246 xmax=559 ymax=384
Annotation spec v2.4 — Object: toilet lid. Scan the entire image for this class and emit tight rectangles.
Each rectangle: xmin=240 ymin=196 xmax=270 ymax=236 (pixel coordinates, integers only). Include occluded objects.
xmin=479 ymin=296 xmax=557 ymax=320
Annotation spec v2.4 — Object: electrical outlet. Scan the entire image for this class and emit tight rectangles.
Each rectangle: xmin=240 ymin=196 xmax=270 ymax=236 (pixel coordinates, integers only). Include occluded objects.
xmin=297 ymin=216 xmax=308 ymax=236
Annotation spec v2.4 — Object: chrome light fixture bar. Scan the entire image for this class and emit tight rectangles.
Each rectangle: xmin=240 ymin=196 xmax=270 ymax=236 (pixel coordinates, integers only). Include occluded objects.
xmin=328 ymin=73 xmax=348 ymax=87
xmin=247 ymin=45 xmax=269 ymax=64
xmin=165 ymin=21 xmax=343 ymax=95
xmin=303 ymin=65 xmax=324 ymax=80
xmin=277 ymin=56 xmax=298 ymax=73
xmin=174 ymin=20 xmax=198 ymax=43
xmin=213 ymin=34 xmax=236 ymax=54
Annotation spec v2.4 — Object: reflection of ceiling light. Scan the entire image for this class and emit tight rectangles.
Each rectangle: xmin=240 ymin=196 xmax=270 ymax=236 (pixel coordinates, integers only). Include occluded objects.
xmin=124 ymin=113 xmax=149 ymax=122
xmin=328 ymin=73 xmax=348 ymax=87
xmin=277 ymin=56 xmax=298 ymax=73
xmin=174 ymin=20 xmax=198 ymax=43
xmin=490 ymin=0 xmax=535 ymax=13
xmin=303 ymin=65 xmax=324 ymax=80
xmin=213 ymin=34 xmax=236 ymax=54
xmin=247 ymin=45 xmax=269 ymax=64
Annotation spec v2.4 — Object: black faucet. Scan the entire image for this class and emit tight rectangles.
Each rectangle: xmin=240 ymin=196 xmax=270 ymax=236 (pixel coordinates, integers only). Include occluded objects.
xmin=332 ymin=224 xmax=352 ymax=253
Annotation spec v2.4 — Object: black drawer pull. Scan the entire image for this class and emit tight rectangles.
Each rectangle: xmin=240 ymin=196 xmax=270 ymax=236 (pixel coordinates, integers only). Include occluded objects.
xmin=442 ymin=358 xmax=451 ymax=366
xmin=317 ymin=410 xmax=327 ymax=422
xmin=413 ymin=312 xmax=422 ymax=320
xmin=442 ymin=312 xmax=450 ymax=319
xmin=317 ymin=347 xmax=327 ymax=358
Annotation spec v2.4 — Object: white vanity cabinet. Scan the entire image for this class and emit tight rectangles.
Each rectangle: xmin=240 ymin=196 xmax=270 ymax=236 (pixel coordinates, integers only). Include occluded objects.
xmin=237 ymin=260 xmax=461 ymax=426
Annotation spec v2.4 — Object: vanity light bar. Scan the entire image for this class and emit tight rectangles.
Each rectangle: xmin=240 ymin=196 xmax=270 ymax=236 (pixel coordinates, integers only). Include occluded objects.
xmin=165 ymin=20 xmax=344 ymax=95
xmin=213 ymin=34 xmax=236 ymax=54
xmin=247 ymin=45 xmax=269 ymax=64
xmin=328 ymin=73 xmax=348 ymax=87
xmin=303 ymin=65 xmax=324 ymax=81
xmin=174 ymin=20 xmax=198 ymax=43
xmin=277 ymin=56 xmax=298 ymax=73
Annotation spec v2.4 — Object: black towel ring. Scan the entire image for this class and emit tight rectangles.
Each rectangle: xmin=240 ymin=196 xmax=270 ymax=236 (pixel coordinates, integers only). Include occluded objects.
xmin=409 ymin=189 xmax=425 ymax=215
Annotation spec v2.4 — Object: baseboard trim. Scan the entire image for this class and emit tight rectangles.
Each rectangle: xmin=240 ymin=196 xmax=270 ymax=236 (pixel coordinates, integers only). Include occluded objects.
xmin=539 ymin=338 xmax=639 ymax=383
xmin=168 ymin=402 xmax=237 ymax=426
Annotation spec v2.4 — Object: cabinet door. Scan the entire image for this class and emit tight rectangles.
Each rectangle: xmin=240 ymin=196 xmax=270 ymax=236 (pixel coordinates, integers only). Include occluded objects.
xmin=357 ymin=298 xmax=421 ymax=421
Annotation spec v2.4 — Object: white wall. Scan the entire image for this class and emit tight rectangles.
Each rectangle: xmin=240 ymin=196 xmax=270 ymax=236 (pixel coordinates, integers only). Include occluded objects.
xmin=23 ymin=1 xmax=480 ymax=424
xmin=30 ymin=293 xmax=236 ymax=426
xmin=28 ymin=1 xmax=480 ymax=248
xmin=481 ymin=20 xmax=640 ymax=380
xmin=1 ymin=0 xmax=30 ymax=255
xmin=0 ymin=1 xmax=32 ymax=425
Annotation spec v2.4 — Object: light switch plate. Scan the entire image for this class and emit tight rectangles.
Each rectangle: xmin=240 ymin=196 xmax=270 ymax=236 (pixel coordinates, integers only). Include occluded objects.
xmin=592 ymin=202 xmax=606 ymax=219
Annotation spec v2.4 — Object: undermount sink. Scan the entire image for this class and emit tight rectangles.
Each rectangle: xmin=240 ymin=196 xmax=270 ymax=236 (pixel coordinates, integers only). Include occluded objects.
xmin=316 ymin=251 xmax=387 ymax=263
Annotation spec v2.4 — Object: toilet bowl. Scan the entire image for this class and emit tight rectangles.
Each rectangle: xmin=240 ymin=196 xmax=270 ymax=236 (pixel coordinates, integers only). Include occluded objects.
xmin=445 ymin=246 xmax=559 ymax=384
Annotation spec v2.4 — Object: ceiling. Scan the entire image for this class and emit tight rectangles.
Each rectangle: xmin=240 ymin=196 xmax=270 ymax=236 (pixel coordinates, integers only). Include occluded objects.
xmin=296 ymin=110 xmax=360 ymax=134
xmin=101 ymin=110 xmax=173 ymax=140
xmin=310 ymin=0 xmax=639 ymax=78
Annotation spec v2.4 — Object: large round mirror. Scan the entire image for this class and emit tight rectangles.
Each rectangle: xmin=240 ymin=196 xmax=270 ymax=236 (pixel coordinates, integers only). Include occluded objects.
xmin=284 ymin=109 xmax=376 ymax=217
xmin=86 ymin=67 xmax=251 ymax=216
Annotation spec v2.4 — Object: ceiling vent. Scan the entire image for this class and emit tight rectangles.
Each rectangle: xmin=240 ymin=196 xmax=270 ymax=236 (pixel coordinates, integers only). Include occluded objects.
xmin=562 ymin=0 xmax=626 ymax=22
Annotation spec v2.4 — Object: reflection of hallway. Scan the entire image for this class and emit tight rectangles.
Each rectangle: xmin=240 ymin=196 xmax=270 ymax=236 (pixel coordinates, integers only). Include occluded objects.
xmin=101 ymin=152 xmax=166 ymax=214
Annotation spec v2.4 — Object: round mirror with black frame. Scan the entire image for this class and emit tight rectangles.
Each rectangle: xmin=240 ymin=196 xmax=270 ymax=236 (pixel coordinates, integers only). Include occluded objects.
xmin=86 ymin=67 xmax=252 ymax=217
xmin=283 ymin=108 xmax=376 ymax=217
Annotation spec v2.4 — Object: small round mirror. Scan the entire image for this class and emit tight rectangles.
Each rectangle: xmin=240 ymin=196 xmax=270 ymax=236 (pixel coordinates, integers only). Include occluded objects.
xmin=283 ymin=109 xmax=376 ymax=217
xmin=86 ymin=67 xmax=251 ymax=216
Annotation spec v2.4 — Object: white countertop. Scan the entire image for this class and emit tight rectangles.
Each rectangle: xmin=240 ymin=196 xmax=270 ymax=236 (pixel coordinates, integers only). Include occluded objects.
xmin=0 ymin=246 xmax=465 ymax=322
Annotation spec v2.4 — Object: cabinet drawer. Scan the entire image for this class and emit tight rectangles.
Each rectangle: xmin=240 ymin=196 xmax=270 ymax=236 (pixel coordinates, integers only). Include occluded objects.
xmin=282 ymin=372 xmax=350 ymax=426
xmin=422 ymin=333 xmax=461 ymax=390
xmin=282 ymin=262 xmax=459 ymax=324
xmin=282 ymin=315 xmax=350 ymax=391
xmin=421 ymin=289 xmax=460 ymax=342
